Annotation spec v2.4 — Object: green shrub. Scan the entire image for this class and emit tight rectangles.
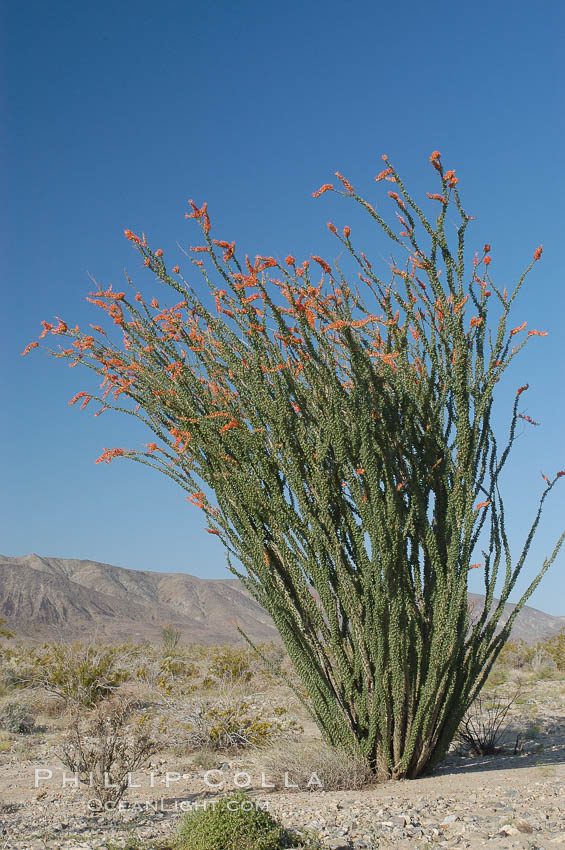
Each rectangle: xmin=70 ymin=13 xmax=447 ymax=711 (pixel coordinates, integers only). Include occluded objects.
xmin=537 ymin=665 xmax=557 ymax=680
xmin=495 ymin=639 xmax=531 ymax=670
xmin=161 ymin=624 xmax=182 ymax=655
xmin=539 ymin=631 xmax=565 ymax=671
xmin=0 ymin=646 xmax=27 ymax=693
xmin=157 ymin=655 xmax=199 ymax=695
xmin=0 ymin=618 xmax=14 ymax=639
xmin=30 ymin=152 xmax=565 ymax=780
xmin=177 ymin=791 xmax=304 ymax=850
xmin=22 ymin=642 xmax=131 ymax=707
xmin=0 ymin=701 xmax=35 ymax=734
xmin=208 ymin=646 xmax=253 ymax=683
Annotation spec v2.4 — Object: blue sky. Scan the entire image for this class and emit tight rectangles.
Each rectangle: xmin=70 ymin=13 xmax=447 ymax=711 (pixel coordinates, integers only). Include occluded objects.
xmin=2 ymin=0 xmax=564 ymax=614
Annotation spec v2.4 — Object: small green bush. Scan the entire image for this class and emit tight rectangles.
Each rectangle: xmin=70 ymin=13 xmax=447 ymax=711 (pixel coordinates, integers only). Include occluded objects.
xmin=537 ymin=665 xmax=557 ymax=680
xmin=157 ymin=655 xmax=199 ymax=695
xmin=0 ymin=701 xmax=35 ymax=734
xmin=208 ymin=646 xmax=253 ymax=683
xmin=495 ymin=639 xmax=531 ymax=669
xmin=540 ymin=630 xmax=565 ymax=671
xmin=22 ymin=642 xmax=131 ymax=707
xmin=161 ymin=624 xmax=182 ymax=655
xmin=493 ymin=632 xmax=565 ymax=676
xmin=0 ymin=617 xmax=14 ymax=639
xmin=177 ymin=791 xmax=302 ymax=850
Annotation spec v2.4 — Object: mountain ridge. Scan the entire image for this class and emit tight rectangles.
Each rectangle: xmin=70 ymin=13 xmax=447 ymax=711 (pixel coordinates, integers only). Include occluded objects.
xmin=1 ymin=553 xmax=563 ymax=645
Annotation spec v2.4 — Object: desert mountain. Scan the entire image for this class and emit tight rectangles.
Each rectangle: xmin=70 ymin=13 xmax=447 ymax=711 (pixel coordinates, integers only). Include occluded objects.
xmin=0 ymin=553 xmax=563 ymax=645
xmin=0 ymin=554 xmax=277 ymax=644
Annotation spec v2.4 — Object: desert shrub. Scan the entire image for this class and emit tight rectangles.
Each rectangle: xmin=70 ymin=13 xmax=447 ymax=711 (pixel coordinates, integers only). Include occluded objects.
xmin=496 ymin=633 xmax=565 ymax=677
xmin=208 ymin=646 xmax=253 ymax=683
xmin=34 ymin=693 xmax=67 ymax=719
xmin=203 ymin=643 xmax=285 ymax=687
xmin=0 ymin=618 xmax=14 ymax=640
xmin=260 ymin=739 xmax=375 ymax=790
xmin=133 ymin=645 xmax=161 ymax=686
xmin=527 ymin=645 xmax=553 ymax=675
xmin=157 ymin=655 xmax=199 ymax=695
xmin=537 ymin=664 xmax=558 ymax=680
xmin=189 ymin=746 xmax=221 ymax=770
xmin=161 ymin=624 xmax=182 ymax=655
xmin=0 ymin=672 xmax=11 ymax=700
xmin=0 ymin=701 xmax=35 ymax=734
xmin=0 ymin=646 xmax=27 ymax=693
xmin=177 ymin=791 xmax=307 ymax=850
xmin=456 ymin=688 xmax=519 ymax=756
xmin=133 ymin=642 xmax=199 ymax=694
xmin=185 ymin=643 xmax=212 ymax=661
xmin=0 ymin=671 xmax=22 ymax=696
xmin=538 ymin=631 xmax=565 ymax=672
xmin=495 ymin=639 xmax=532 ymax=670
xmin=179 ymin=698 xmax=301 ymax=751
xmin=56 ymin=696 xmax=158 ymax=804
xmin=30 ymin=151 xmax=565 ymax=780
xmin=20 ymin=642 xmax=131 ymax=707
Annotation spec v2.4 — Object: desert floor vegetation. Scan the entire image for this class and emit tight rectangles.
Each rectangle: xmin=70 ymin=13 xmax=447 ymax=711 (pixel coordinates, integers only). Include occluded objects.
xmin=0 ymin=633 xmax=564 ymax=848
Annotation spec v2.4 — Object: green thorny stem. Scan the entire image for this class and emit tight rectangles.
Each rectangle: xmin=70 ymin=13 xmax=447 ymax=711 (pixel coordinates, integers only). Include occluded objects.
xmin=26 ymin=151 xmax=564 ymax=779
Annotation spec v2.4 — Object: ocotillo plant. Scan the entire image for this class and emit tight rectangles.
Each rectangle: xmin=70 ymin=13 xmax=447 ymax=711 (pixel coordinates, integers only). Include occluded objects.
xmin=24 ymin=152 xmax=564 ymax=779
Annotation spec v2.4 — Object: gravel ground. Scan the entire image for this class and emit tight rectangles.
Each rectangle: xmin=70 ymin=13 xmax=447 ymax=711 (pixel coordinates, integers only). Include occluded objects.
xmin=1 ymin=758 xmax=563 ymax=849
xmin=1 ymin=680 xmax=564 ymax=849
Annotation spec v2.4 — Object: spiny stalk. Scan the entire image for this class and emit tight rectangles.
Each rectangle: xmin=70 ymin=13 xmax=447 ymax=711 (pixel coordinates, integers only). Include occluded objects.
xmin=24 ymin=151 xmax=563 ymax=779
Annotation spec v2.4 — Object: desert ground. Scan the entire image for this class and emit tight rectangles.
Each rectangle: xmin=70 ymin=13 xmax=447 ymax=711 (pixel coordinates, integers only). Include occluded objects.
xmin=0 ymin=639 xmax=564 ymax=850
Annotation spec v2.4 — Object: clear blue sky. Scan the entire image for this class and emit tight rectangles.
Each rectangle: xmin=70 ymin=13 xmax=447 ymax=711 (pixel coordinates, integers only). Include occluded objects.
xmin=2 ymin=0 xmax=564 ymax=614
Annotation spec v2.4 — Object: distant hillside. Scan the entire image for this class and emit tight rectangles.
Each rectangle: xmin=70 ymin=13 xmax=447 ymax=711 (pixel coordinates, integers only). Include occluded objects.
xmin=0 ymin=554 xmax=563 ymax=644
xmin=0 ymin=554 xmax=278 ymax=644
